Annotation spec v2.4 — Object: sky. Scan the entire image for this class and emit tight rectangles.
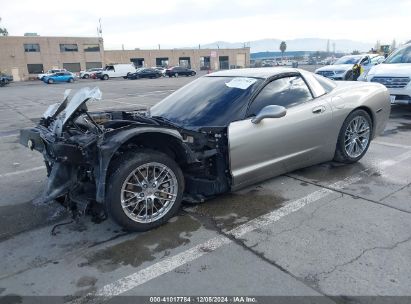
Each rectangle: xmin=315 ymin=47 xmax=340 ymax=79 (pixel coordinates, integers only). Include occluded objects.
xmin=1 ymin=0 xmax=410 ymax=50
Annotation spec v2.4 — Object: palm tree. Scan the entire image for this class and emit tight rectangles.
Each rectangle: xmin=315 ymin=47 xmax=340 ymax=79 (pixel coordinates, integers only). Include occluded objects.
xmin=279 ymin=41 xmax=287 ymax=61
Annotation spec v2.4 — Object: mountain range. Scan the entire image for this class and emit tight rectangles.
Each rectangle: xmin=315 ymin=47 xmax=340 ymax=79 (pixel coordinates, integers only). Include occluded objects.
xmin=199 ymin=38 xmax=374 ymax=53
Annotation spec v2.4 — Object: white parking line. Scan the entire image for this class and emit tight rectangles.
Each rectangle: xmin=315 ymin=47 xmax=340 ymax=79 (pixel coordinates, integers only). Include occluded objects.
xmin=73 ymin=149 xmax=411 ymax=303
xmin=373 ymin=140 xmax=411 ymax=150
xmin=0 ymin=133 xmax=19 ymax=139
xmin=0 ymin=166 xmax=45 ymax=178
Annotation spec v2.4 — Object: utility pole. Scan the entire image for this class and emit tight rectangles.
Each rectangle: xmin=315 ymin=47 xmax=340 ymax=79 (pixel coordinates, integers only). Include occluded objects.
xmin=98 ymin=18 xmax=102 ymax=38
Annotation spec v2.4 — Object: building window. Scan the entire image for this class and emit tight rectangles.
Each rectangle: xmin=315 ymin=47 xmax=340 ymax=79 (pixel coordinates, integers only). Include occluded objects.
xmin=63 ymin=63 xmax=81 ymax=72
xmin=179 ymin=57 xmax=191 ymax=68
xmin=219 ymin=56 xmax=229 ymax=70
xmin=86 ymin=62 xmax=102 ymax=69
xmin=24 ymin=44 xmax=40 ymax=52
xmin=200 ymin=56 xmax=211 ymax=70
xmin=130 ymin=58 xmax=145 ymax=68
xmin=27 ymin=64 xmax=44 ymax=74
xmin=60 ymin=44 xmax=78 ymax=52
xmin=84 ymin=44 xmax=100 ymax=52
xmin=156 ymin=57 xmax=169 ymax=67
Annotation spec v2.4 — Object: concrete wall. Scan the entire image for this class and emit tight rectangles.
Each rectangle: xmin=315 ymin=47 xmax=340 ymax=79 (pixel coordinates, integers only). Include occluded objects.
xmin=0 ymin=36 xmax=104 ymax=80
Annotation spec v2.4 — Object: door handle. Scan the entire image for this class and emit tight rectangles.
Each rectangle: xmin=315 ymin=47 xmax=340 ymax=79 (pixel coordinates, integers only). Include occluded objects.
xmin=312 ymin=105 xmax=326 ymax=114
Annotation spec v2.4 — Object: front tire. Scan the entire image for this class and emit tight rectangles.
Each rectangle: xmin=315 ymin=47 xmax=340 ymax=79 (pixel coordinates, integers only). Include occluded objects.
xmin=106 ymin=150 xmax=184 ymax=231
xmin=334 ymin=109 xmax=372 ymax=163
xmin=48 ymin=79 xmax=54 ymax=84
xmin=345 ymin=70 xmax=353 ymax=81
xmin=68 ymin=78 xmax=74 ymax=83
xmin=102 ymin=74 xmax=109 ymax=80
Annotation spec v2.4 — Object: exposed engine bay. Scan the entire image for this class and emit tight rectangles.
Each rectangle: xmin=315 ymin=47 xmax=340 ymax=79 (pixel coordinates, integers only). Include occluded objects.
xmin=20 ymin=88 xmax=231 ymax=219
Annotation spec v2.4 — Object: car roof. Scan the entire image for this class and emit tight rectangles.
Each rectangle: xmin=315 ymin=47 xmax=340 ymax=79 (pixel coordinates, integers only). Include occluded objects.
xmin=206 ymin=67 xmax=299 ymax=79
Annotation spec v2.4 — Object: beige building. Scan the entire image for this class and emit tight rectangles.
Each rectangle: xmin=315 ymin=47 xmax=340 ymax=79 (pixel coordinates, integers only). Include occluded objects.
xmin=104 ymin=48 xmax=250 ymax=71
xmin=0 ymin=36 xmax=104 ymax=81
xmin=0 ymin=35 xmax=250 ymax=81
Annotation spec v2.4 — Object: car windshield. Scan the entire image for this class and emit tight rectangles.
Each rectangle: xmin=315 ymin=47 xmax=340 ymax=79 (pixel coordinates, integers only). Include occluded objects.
xmin=149 ymin=76 xmax=263 ymax=129
xmin=334 ymin=56 xmax=362 ymax=65
xmin=384 ymin=46 xmax=411 ymax=64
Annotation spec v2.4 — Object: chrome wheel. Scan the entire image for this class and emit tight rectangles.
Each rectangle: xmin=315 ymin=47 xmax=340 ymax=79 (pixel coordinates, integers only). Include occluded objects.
xmin=120 ymin=162 xmax=178 ymax=223
xmin=344 ymin=116 xmax=370 ymax=158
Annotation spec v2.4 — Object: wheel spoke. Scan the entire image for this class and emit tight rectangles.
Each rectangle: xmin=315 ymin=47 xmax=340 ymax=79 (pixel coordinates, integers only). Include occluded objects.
xmin=157 ymin=190 xmax=177 ymax=197
xmin=123 ymin=194 xmax=137 ymax=203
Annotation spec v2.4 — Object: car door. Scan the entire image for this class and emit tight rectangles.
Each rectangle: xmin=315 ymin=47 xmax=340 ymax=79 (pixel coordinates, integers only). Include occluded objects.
xmin=146 ymin=69 xmax=154 ymax=78
xmin=55 ymin=73 xmax=64 ymax=82
xmin=228 ymin=74 xmax=335 ymax=190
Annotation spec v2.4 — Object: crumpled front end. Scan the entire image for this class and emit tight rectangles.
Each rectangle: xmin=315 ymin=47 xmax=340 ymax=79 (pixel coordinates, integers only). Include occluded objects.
xmin=20 ymin=88 xmax=103 ymax=213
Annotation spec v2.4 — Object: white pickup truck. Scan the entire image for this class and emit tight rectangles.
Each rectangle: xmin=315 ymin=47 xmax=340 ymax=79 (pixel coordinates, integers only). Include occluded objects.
xmin=364 ymin=43 xmax=411 ymax=106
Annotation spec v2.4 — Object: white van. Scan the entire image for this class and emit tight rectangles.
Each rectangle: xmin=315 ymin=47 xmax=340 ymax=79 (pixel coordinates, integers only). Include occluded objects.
xmin=100 ymin=64 xmax=136 ymax=80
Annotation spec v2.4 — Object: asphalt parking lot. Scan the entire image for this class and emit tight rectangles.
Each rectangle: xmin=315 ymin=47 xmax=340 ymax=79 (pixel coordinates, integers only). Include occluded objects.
xmin=0 ymin=70 xmax=410 ymax=303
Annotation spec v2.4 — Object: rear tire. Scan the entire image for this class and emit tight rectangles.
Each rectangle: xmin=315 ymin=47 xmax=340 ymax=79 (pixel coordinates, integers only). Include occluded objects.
xmin=84 ymin=74 xmax=89 ymax=79
xmin=334 ymin=109 xmax=372 ymax=164
xmin=68 ymin=78 xmax=74 ymax=83
xmin=106 ymin=150 xmax=184 ymax=231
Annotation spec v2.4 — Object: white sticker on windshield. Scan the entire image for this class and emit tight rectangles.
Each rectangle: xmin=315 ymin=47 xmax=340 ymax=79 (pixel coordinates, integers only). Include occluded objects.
xmin=225 ymin=77 xmax=257 ymax=90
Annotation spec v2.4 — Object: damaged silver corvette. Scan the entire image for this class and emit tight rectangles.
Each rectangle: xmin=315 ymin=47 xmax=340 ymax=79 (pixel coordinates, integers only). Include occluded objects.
xmin=20 ymin=68 xmax=391 ymax=231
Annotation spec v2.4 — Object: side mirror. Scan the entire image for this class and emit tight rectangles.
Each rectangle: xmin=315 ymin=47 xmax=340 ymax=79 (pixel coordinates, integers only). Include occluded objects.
xmin=251 ymin=105 xmax=287 ymax=124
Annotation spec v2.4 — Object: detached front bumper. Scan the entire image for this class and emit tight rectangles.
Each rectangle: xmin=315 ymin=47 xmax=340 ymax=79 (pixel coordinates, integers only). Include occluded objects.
xmin=20 ymin=127 xmax=86 ymax=163
xmin=20 ymin=127 xmax=95 ymax=203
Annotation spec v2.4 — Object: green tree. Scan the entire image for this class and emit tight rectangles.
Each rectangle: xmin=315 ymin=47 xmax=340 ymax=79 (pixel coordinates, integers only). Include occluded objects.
xmin=0 ymin=17 xmax=8 ymax=36
xmin=279 ymin=41 xmax=287 ymax=59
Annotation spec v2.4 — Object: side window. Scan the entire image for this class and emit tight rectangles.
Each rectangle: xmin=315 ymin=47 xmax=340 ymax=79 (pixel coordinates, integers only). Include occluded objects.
xmin=248 ymin=76 xmax=312 ymax=116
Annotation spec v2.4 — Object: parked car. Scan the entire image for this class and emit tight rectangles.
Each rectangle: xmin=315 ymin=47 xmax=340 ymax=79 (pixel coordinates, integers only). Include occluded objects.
xmin=363 ymin=43 xmax=411 ymax=105
xmin=90 ymin=72 xmax=101 ymax=79
xmin=0 ymin=74 xmax=11 ymax=87
xmin=80 ymin=68 xmax=103 ymax=79
xmin=151 ymin=67 xmax=167 ymax=76
xmin=315 ymin=54 xmax=379 ymax=80
xmin=43 ymin=72 xmax=76 ymax=84
xmin=37 ymin=69 xmax=67 ymax=80
xmin=165 ymin=66 xmax=196 ymax=77
xmin=126 ymin=68 xmax=162 ymax=79
xmin=99 ymin=64 xmax=136 ymax=80
xmin=357 ymin=55 xmax=386 ymax=81
xmin=20 ymin=68 xmax=390 ymax=231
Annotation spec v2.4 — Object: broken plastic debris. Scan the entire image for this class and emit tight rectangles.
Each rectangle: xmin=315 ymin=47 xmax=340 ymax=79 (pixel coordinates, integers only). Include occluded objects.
xmin=225 ymin=77 xmax=257 ymax=90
